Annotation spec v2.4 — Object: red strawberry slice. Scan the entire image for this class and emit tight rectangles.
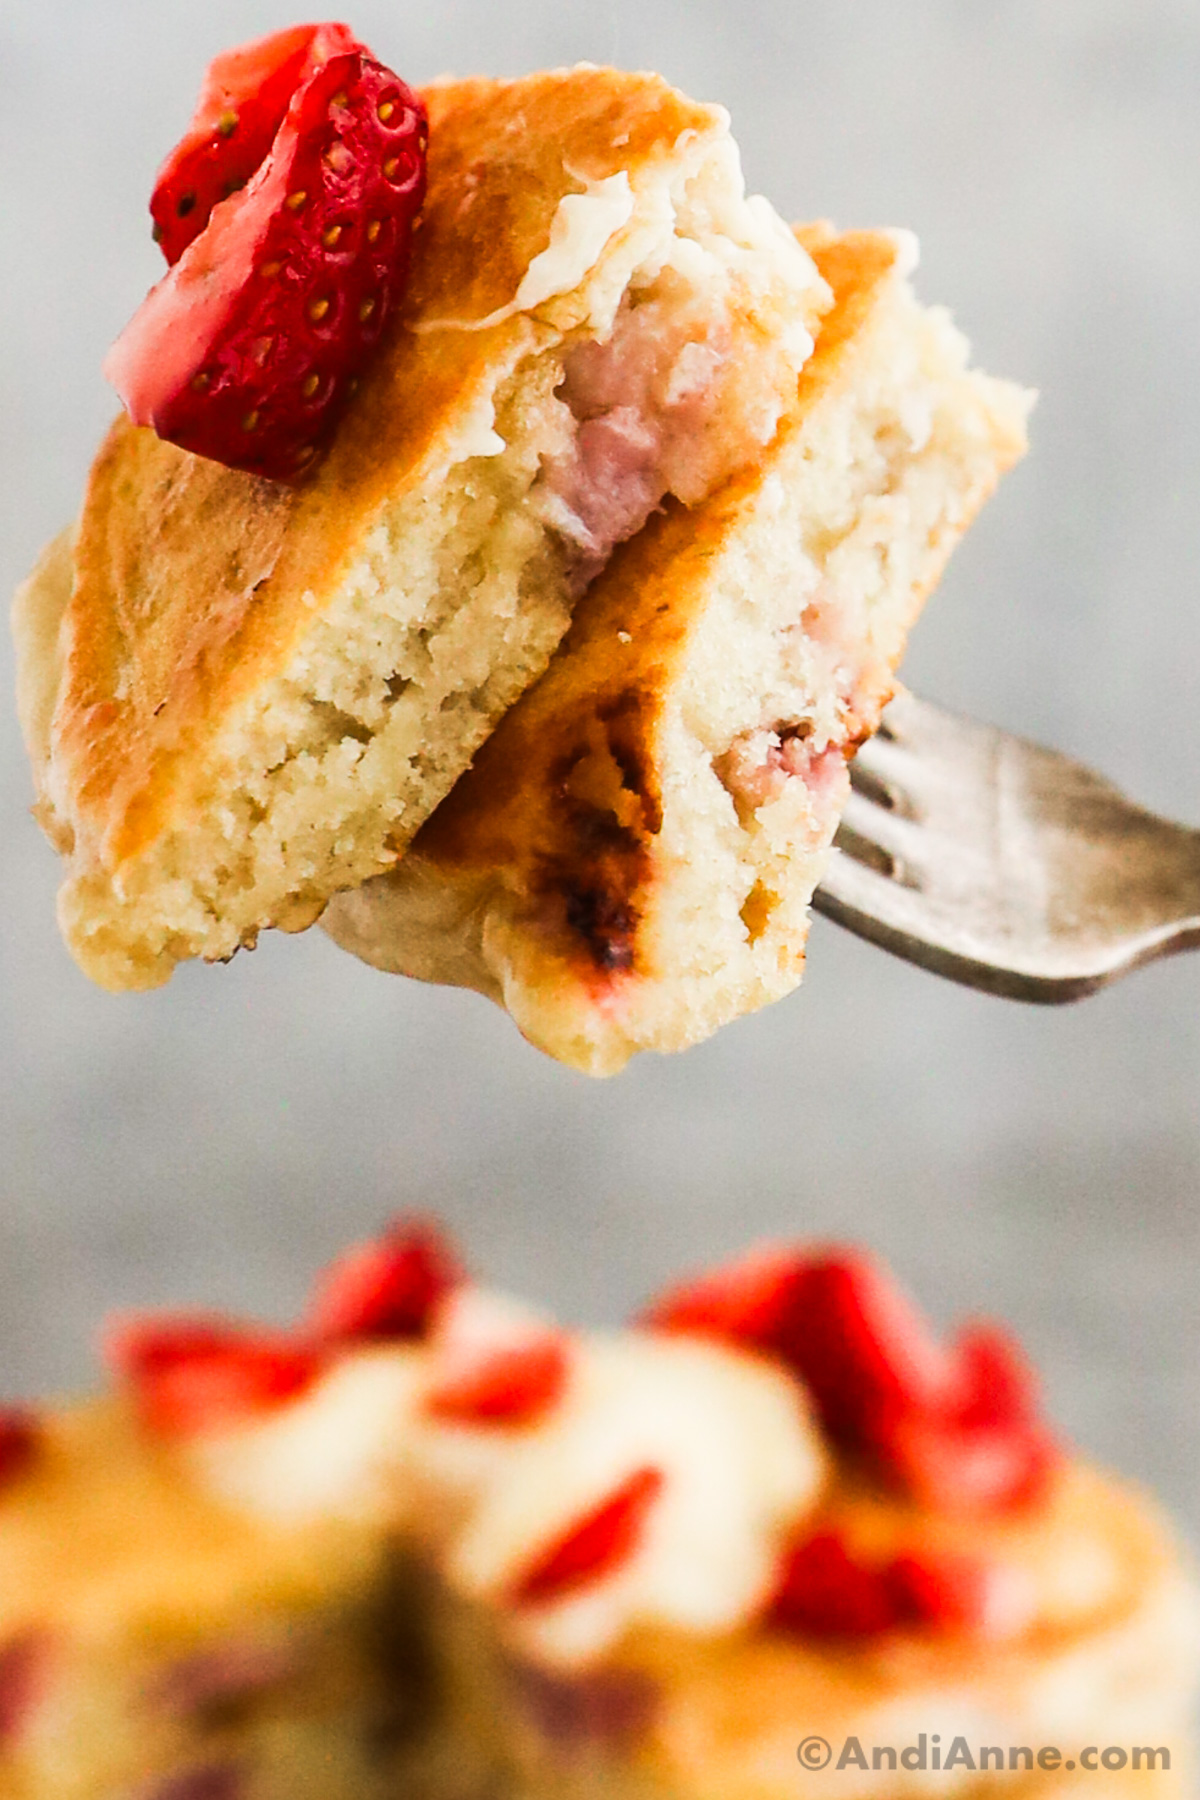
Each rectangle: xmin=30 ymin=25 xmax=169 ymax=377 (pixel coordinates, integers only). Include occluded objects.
xmin=426 ymin=1334 xmax=570 ymax=1425
xmin=644 ymin=1247 xmax=953 ymax=1445
xmin=308 ymin=1218 xmax=463 ymax=1345
xmin=951 ymin=1321 xmax=1041 ymax=1427
xmin=0 ymin=1410 xmax=39 ymax=1488
xmin=885 ymin=1548 xmax=1001 ymax=1634
xmin=643 ymin=1247 xmax=1058 ymax=1517
xmin=777 ymin=1255 xmax=955 ymax=1448
xmin=769 ymin=1529 xmax=899 ymax=1638
xmin=151 ymin=25 xmax=359 ymax=265
xmin=105 ymin=25 xmax=427 ymax=482
xmin=882 ymin=1408 xmax=1058 ymax=1515
xmin=640 ymin=1243 xmax=811 ymax=1356
xmin=511 ymin=1467 xmax=665 ymax=1608
xmin=104 ymin=1313 xmax=322 ymax=1436
xmin=771 ymin=1529 xmax=1006 ymax=1641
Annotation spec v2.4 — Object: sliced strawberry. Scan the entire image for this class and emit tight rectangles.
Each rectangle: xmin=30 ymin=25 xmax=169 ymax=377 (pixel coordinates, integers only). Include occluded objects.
xmin=643 ymin=1247 xmax=952 ymax=1445
xmin=951 ymin=1321 xmax=1041 ymax=1428
xmin=104 ymin=1313 xmax=322 ymax=1436
xmin=778 ymin=1255 xmax=955 ymax=1448
xmin=0 ymin=1410 xmax=39 ymax=1488
xmin=643 ymin=1248 xmax=1057 ymax=1517
xmin=882 ymin=1409 xmax=1058 ymax=1515
xmin=885 ymin=1548 xmax=999 ymax=1634
xmin=427 ymin=1334 xmax=570 ymax=1425
xmin=640 ymin=1243 xmax=811 ymax=1355
xmin=769 ymin=1530 xmax=899 ymax=1638
xmin=771 ymin=1530 xmax=1006 ymax=1641
xmin=511 ymin=1467 xmax=665 ymax=1608
xmin=151 ymin=25 xmax=360 ymax=265
xmin=308 ymin=1218 xmax=463 ymax=1345
xmin=105 ymin=27 xmax=427 ymax=481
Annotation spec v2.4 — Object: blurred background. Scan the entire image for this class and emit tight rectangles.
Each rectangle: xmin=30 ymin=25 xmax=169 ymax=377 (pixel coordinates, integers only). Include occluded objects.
xmin=2 ymin=0 xmax=1198 ymax=1536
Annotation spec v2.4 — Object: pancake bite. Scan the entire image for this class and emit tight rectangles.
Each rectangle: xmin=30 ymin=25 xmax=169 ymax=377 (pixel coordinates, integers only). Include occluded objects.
xmin=13 ymin=46 xmax=829 ymax=992
xmin=0 ymin=1222 xmax=1194 ymax=1798
xmin=324 ymin=225 xmax=1031 ymax=1072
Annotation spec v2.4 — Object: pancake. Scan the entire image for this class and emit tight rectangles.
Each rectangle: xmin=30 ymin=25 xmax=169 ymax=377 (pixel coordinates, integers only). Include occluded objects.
xmin=12 ymin=66 xmax=829 ymax=992
xmin=0 ymin=1224 xmax=1194 ymax=1799
xmin=323 ymin=225 xmax=1032 ymax=1074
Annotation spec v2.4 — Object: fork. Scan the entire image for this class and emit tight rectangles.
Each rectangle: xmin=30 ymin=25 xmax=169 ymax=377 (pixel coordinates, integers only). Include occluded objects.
xmin=812 ymin=689 xmax=1200 ymax=1001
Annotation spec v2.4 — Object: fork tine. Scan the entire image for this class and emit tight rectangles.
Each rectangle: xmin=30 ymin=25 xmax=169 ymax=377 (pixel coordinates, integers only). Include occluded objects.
xmin=838 ymin=789 xmax=928 ymax=877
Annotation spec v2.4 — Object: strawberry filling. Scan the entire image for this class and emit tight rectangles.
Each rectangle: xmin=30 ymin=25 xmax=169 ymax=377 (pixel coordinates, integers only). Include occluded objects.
xmin=0 ymin=1409 xmax=39 ymax=1488
xmin=307 ymin=1218 xmax=463 ymax=1344
xmin=105 ymin=25 xmax=427 ymax=481
xmin=643 ymin=1246 xmax=1059 ymax=1516
xmin=103 ymin=1314 xmax=322 ymax=1436
xmin=511 ymin=1467 xmax=666 ymax=1608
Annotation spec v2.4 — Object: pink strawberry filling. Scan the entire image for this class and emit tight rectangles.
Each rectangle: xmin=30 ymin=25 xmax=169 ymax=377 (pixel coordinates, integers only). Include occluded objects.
xmin=718 ymin=727 xmax=850 ymax=827
xmin=537 ymin=290 xmax=760 ymax=592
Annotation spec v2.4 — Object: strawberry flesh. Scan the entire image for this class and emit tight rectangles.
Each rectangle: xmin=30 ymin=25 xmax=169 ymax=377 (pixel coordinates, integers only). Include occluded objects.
xmin=103 ymin=1313 xmax=322 ymax=1436
xmin=770 ymin=1530 xmax=898 ymax=1638
xmin=151 ymin=25 xmax=360 ymax=265
xmin=106 ymin=26 xmax=427 ymax=481
xmin=771 ymin=1528 xmax=1000 ymax=1640
xmin=426 ymin=1334 xmax=570 ymax=1425
xmin=511 ymin=1467 xmax=665 ymax=1607
xmin=642 ymin=1247 xmax=1059 ymax=1515
xmin=0 ymin=1410 xmax=39 ymax=1488
xmin=308 ymin=1218 xmax=464 ymax=1345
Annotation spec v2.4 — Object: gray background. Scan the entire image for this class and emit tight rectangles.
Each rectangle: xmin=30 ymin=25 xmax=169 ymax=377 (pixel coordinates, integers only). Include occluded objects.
xmin=2 ymin=1 xmax=1197 ymax=1536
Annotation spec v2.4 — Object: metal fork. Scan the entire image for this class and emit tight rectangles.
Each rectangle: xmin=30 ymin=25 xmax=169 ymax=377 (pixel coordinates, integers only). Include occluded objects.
xmin=812 ymin=689 xmax=1200 ymax=1001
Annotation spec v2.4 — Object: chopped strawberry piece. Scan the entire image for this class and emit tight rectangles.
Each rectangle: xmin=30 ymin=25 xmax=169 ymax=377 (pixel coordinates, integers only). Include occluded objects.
xmin=770 ymin=1530 xmax=899 ymax=1638
xmin=951 ymin=1321 xmax=1041 ymax=1427
xmin=882 ymin=1409 xmax=1058 ymax=1515
xmin=885 ymin=1547 xmax=997 ymax=1633
xmin=0 ymin=1631 xmax=52 ymax=1743
xmin=771 ymin=1530 xmax=1007 ymax=1641
xmin=511 ymin=1467 xmax=665 ymax=1608
xmin=308 ymin=1218 xmax=463 ymax=1344
xmin=427 ymin=1334 xmax=570 ymax=1425
xmin=104 ymin=1314 xmax=322 ymax=1436
xmin=105 ymin=25 xmax=427 ymax=481
xmin=642 ymin=1247 xmax=1059 ymax=1517
xmin=0 ymin=1410 xmax=38 ymax=1487
xmin=641 ymin=1243 xmax=811 ymax=1354
xmin=777 ymin=1255 xmax=955 ymax=1447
